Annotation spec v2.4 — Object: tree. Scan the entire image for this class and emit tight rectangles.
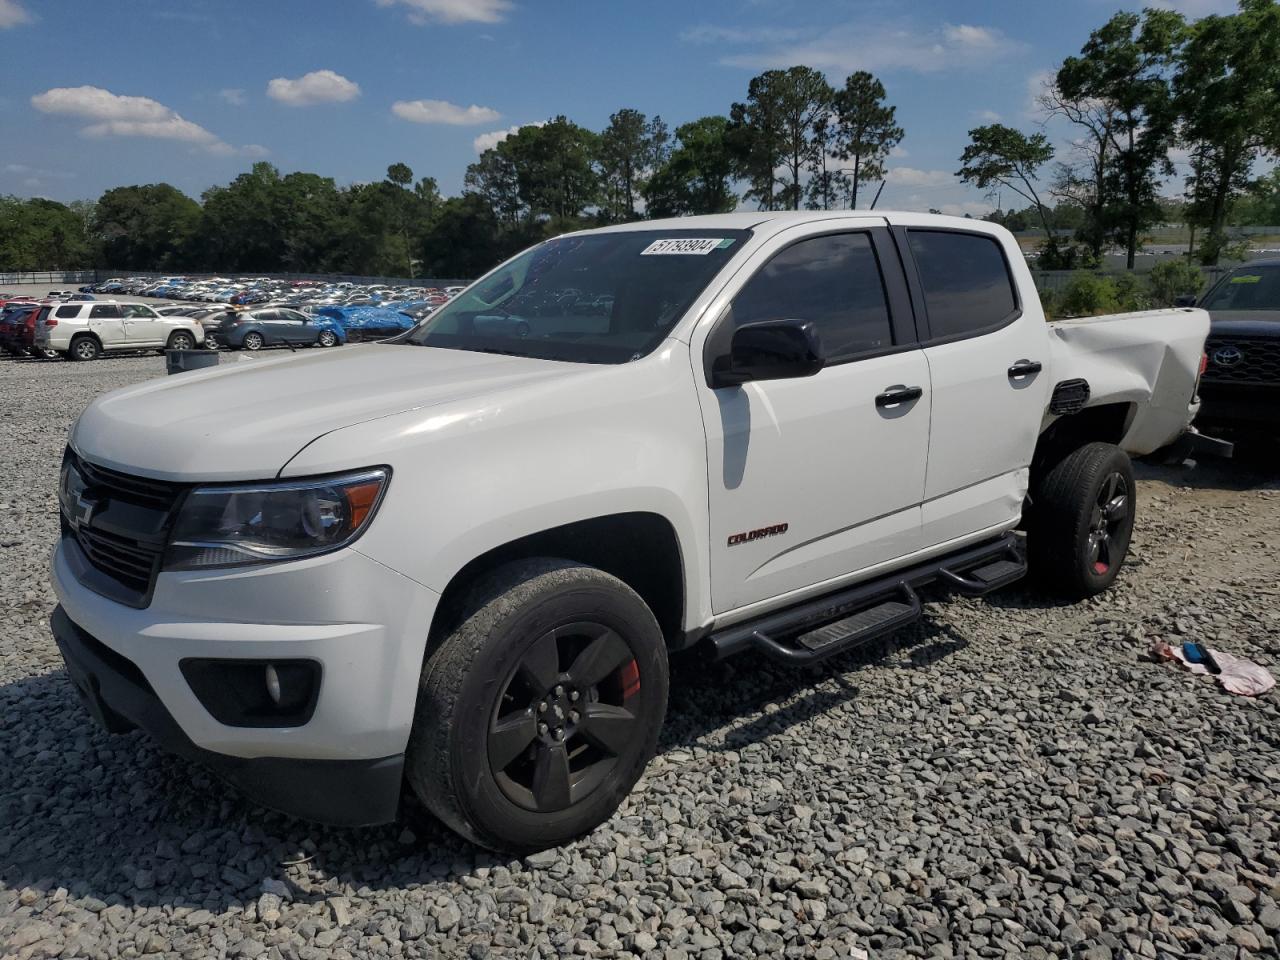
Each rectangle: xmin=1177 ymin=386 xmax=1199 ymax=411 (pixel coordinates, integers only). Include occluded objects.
xmin=464 ymin=147 xmax=522 ymax=225
xmin=957 ymin=124 xmax=1056 ymax=238
xmin=0 ymin=196 xmax=96 ymax=270
xmin=1057 ymin=9 xmax=1184 ymax=268
xmin=597 ymin=109 xmax=669 ymax=221
xmin=830 ymin=71 xmax=903 ymax=210
xmin=729 ymin=67 xmax=832 ymax=211
xmin=1175 ymin=0 xmax=1280 ymax=263
xmin=643 ymin=116 xmax=737 ymax=217
xmin=93 ymin=183 xmax=200 ymax=269
xmin=502 ymin=117 xmax=600 ymax=220
xmin=1040 ymin=74 xmax=1115 ymax=262
xmin=385 ymin=162 xmax=417 ymax=276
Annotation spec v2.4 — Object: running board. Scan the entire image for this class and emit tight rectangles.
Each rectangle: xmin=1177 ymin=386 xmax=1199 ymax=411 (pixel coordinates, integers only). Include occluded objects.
xmin=706 ymin=533 xmax=1022 ymax=665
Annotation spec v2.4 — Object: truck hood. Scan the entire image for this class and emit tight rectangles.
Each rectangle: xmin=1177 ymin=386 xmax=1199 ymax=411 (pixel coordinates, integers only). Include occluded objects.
xmin=1207 ymin=311 xmax=1280 ymax=336
xmin=71 ymin=344 xmax=583 ymax=481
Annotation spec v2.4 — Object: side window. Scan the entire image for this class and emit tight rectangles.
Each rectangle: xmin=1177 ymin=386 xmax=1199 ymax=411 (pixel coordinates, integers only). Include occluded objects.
xmin=55 ymin=305 xmax=79 ymax=319
xmin=89 ymin=304 xmax=122 ymax=319
xmin=907 ymin=230 xmax=1018 ymax=340
xmin=731 ymin=232 xmax=893 ymax=363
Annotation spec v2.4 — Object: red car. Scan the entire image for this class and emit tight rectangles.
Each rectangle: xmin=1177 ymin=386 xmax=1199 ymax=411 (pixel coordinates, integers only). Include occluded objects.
xmin=0 ymin=303 xmax=57 ymax=358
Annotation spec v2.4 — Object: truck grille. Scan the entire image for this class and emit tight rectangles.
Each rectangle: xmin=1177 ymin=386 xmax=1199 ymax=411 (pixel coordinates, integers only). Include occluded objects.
xmin=1203 ymin=336 xmax=1280 ymax=385
xmin=61 ymin=449 xmax=184 ymax=607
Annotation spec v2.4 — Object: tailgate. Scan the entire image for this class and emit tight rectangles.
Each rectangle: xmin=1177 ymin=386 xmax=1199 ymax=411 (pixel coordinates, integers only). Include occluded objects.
xmin=1047 ymin=307 xmax=1209 ymax=455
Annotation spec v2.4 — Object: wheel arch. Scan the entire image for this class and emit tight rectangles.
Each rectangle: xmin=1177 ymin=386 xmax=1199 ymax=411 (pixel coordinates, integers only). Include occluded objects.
xmin=1032 ymin=401 xmax=1135 ymax=488
xmin=428 ymin=511 xmax=686 ymax=657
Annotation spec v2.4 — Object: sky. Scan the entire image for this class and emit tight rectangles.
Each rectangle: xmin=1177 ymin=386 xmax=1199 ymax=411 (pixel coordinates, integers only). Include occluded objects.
xmin=0 ymin=0 xmax=1246 ymax=215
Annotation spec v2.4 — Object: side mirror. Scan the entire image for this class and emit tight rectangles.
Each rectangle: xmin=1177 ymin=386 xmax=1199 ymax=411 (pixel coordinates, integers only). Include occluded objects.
xmin=1174 ymin=294 xmax=1197 ymax=308
xmin=710 ymin=319 xmax=825 ymax=388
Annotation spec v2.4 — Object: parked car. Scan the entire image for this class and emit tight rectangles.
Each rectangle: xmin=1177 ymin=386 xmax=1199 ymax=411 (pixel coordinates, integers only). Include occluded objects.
xmin=314 ymin=305 xmax=416 ymax=342
xmin=34 ymin=301 xmax=204 ymax=360
xmin=1191 ymin=260 xmax=1280 ymax=440
xmin=207 ymin=307 xmax=344 ymax=350
xmin=50 ymin=212 xmax=1220 ymax=850
xmin=0 ymin=303 xmax=38 ymax=355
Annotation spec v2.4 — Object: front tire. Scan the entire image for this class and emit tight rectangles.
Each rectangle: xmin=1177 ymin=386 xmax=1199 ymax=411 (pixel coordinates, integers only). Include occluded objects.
xmin=167 ymin=331 xmax=195 ymax=351
xmin=406 ymin=559 xmax=668 ymax=852
xmin=1027 ymin=442 xmax=1135 ymax=599
xmin=316 ymin=329 xmax=339 ymax=347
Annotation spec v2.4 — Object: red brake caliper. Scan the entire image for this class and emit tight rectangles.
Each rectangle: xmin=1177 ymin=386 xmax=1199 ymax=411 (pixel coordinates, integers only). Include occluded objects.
xmin=620 ymin=659 xmax=641 ymax=699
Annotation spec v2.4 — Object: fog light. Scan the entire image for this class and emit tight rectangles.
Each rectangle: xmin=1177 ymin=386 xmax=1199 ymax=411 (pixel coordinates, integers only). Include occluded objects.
xmin=265 ymin=663 xmax=282 ymax=704
xmin=180 ymin=658 xmax=321 ymax=728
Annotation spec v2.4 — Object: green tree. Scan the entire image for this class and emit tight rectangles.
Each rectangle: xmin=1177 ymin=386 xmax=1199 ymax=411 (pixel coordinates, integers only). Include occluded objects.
xmin=1058 ymin=9 xmax=1184 ymax=268
xmin=597 ymin=108 xmax=669 ymax=221
xmin=729 ymin=67 xmax=833 ymax=211
xmin=643 ymin=116 xmax=737 ymax=217
xmin=93 ymin=183 xmax=200 ymax=269
xmin=830 ymin=71 xmax=903 ymax=210
xmin=197 ymin=163 xmax=285 ymax=271
xmin=464 ymin=146 xmax=523 ymax=225
xmin=504 ymin=117 xmax=600 ymax=220
xmin=957 ymin=124 xmax=1056 ymax=238
xmin=1175 ymin=0 xmax=1280 ymax=263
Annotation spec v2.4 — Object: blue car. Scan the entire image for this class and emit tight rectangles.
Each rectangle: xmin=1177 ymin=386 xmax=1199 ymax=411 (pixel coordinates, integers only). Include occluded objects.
xmin=314 ymin=305 xmax=417 ymax=342
xmin=209 ymin=306 xmax=346 ymax=351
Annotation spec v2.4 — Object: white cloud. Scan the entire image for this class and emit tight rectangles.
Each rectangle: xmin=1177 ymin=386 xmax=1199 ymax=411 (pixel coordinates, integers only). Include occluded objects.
xmin=393 ymin=98 xmax=501 ymax=125
xmin=680 ymin=24 xmax=804 ymax=45
xmin=884 ymin=167 xmax=954 ymax=188
xmin=472 ymin=121 xmax=544 ymax=152
xmin=31 ymin=84 xmax=258 ymax=155
xmin=889 ymin=145 xmax=909 ymax=159
xmin=376 ymin=0 xmax=512 ymax=25
xmin=0 ymin=0 xmax=31 ymax=29
xmin=713 ymin=20 xmax=1027 ymax=74
xmin=267 ymin=70 xmax=360 ymax=106
xmin=937 ymin=200 xmax=995 ymax=218
xmin=974 ymin=109 xmax=1003 ymax=123
xmin=219 ymin=88 xmax=246 ymax=106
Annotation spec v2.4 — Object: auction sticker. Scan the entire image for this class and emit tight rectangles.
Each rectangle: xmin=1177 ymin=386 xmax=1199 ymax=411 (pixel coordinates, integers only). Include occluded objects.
xmin=641 ymin=237 xmax=734 ymax=255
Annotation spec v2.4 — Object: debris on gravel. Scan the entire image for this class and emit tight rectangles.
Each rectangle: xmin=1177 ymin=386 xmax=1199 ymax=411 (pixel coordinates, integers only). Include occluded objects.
xmin=2 ymin=354 xmax=1278 ymax=958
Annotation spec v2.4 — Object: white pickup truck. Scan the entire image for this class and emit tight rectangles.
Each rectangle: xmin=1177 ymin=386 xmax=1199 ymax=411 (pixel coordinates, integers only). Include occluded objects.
xmin=50 ymin=212 xmax=1220 ymax=851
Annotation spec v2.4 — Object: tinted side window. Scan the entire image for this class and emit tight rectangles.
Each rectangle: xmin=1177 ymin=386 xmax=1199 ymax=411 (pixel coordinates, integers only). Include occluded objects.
xmin=907 ymin=230 xmax=1017 ymax=340
xmin=731 ymin=233 xmax=893 ymax=362
xmin=89 ymin=304 xmax=122 ymax=319
xmin=56 ymin=305 xmax=80 ymax=318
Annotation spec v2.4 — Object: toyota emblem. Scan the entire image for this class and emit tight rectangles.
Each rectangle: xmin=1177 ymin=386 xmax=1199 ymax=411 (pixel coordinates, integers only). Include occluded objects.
xmin=1212 ymin=345 xmax=1243 ymax=367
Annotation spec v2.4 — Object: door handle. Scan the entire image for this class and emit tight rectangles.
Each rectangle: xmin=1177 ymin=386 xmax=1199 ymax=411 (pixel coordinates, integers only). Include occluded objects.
xmin=1008 ymin=359 xmax=1042 ymax=379
xmin=875 ymin=385 xmax=923 ymax=408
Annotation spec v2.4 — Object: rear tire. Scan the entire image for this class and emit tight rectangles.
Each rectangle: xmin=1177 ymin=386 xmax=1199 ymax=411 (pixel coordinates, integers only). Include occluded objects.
xmin=1027 ymin=442 xmax=1135 ymax=599
xmin=406 ymin=559 xmax=668 ymax=852
xmin=242 ymin=332 xmax=264 ymax=351
xmin=69 ymin=336 xmax=99 ymax=362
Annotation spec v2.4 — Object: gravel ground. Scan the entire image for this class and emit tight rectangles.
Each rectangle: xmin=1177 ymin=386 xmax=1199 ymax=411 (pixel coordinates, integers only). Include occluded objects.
xmin=2 ymin=353 xmax=1279 ymax=960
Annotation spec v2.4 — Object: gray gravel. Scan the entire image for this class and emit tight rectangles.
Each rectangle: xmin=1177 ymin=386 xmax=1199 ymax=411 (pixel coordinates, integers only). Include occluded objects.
xmin=2 ymin=353 xmax=1279 ymax=959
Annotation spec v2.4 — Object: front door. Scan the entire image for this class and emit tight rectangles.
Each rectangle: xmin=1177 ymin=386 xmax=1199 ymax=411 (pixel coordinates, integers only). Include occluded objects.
xmin=122 ymin=304 xmax=164 ymax=345
xmin=694 ymin=223 xmax=931 ymax=616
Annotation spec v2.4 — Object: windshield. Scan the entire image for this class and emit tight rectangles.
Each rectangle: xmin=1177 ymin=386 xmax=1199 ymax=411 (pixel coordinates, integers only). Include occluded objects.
xmin=1202 ymin=265 xmax=1280 ymax=311
xmin=404 ymin=229 xmax=750 ymax=363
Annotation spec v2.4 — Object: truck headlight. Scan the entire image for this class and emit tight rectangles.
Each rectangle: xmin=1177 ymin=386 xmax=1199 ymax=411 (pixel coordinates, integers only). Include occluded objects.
xmin=164 ymin=468 xmax=389 ymax=570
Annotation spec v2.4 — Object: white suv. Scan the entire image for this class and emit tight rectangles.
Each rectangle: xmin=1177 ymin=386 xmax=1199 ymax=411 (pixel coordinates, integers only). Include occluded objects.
xmin=35 ymin=301 xmax=205 ymax=360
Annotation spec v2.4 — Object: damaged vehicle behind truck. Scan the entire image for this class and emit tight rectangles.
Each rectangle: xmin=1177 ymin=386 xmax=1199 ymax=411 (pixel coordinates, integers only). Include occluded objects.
xmin=51 ymin=212 xmax=1217 ymax=850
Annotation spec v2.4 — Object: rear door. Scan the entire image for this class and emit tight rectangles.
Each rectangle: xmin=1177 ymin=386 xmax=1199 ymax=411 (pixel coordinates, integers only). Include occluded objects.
xmin=890 ymin=218 xmax=1050 ymax=547
xmin=692 ymin=221 xmax=932 ymax=615
xmin=87 ymin=304 xmax=125 ymax=345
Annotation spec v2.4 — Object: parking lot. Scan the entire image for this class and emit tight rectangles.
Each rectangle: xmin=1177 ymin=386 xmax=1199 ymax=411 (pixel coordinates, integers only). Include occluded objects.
xmin=2 ymin=353 xmax=1279 ymax=959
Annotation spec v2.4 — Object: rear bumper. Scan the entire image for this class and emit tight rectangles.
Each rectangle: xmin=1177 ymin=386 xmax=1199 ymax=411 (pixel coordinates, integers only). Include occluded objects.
xmin=52 ymin=605 xmax=404 ymax=826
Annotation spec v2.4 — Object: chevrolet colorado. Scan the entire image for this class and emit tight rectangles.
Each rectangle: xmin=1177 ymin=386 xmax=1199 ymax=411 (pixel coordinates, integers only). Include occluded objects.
xmin=51 ymin=212 xmax=1214 ymax=851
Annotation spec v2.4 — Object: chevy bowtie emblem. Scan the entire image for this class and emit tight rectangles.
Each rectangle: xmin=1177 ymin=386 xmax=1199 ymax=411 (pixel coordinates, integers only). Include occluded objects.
xmin=72 ymin=493 xmax=98 ymax=527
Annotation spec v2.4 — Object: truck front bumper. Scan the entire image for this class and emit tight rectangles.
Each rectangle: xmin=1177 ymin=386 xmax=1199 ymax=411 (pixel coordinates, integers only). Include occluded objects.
xmin=50 ymin=537 xmax=441 ymax=826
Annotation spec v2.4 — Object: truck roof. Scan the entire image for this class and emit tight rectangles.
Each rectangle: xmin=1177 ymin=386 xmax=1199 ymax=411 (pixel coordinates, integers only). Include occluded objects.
xmin=576 ymin=210 xmax=1002 ymax=239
